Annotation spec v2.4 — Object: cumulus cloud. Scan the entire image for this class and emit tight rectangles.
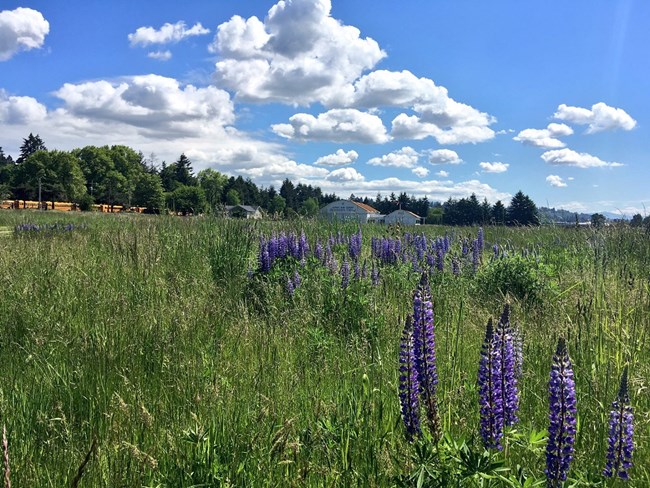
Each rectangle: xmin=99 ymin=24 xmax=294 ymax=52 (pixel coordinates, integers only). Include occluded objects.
xmin=541 ymin=148 xmax=623 ymax=169
xmin=546 ymin=175 xmax=567 ymax=187
xmin=367 ymin=146 xmax=419 ymax=168
xmin=0 ymin=7 xmax=49 ymax=61
xmin=271 ymin=108 xmax=389 ymax=143
xmin=391 ymin=112 xmax=494 ymax=144
xmin=0 ymin=91 xmax=47 ymax=124
xmin=412 ymin=166 xmax=429 ymax=178
xmin=305 ymin=176 xmax=510 ymax=203
xmin=212 ymin=0 xmax=385 ymax=104
xmin=314 ymin=148 xmax=358 ymax=166
xmin=147 ymin=50 xmax=172 ymax=61
xmin=54 ymin=74 xmax=234 ymax=136
xmin=554 ymin=102 xmax=636 ymax=133
xmin=436 ymin=170 xmax=449 ymax=177
xmin=128 ymin=21 xmax=210 ymax=46
xmin=480 ymin=162 xmax=509 ymax=173
xmin=427 ymin=149 xmax=462 ymax=165
xmin=513 ymin=123 xmax=573 ymax=148
xmin=326 ymin=167 xmax=365 ymax=182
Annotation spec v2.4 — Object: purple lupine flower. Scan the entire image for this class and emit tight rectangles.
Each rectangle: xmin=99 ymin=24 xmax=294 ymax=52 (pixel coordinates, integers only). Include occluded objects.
xmin=259 ymin=245 xmax=271 ymax=273
xmin=371 ymin=265 xmax=380 ymax=286
xmin=472 ymin=239 xmax=480 ymax=272
xmin=443 ymin=233 xmax=450 ymax=253
xmin=478 ymin=318 xmax=504 ymax=450
xmin=477 ymin=227 xmax=484 ymax=252
xmin=451 ymin=257 xmax=460 ymax=276
xmin=340 ymin=258 xmax=350 ymax=289
xmin=495 ymin=305 xmax=519 ymax=426
xmin=348 ymin=228 xmax=362 ymax=260
xmin=436 ymin=247 xmax=444 ymax=272
xmin=286 ymin=276 xmax=295 ymax=297
xmin=546 ymin=338 xmax=577 ymax=487
xmin=399 ymin=316 xmax=421 ymax=441
xmin=361 ymin=260 xmax=368 ymax=279
xmin=604 ymin=366 xmax=634 ymax=479
xmin=353 ymin=260 xmax=361 ymax=280
xmin=314 ymin=239 xmax=323 ymax=262
xmin=298 ymin=230 xmax=309 ymax=259
xmin=493 ymin=243 xmax=499 ymax=258
xmin=412 ymin=273 xmax=441 ymax=439
xmin=462 ymin=238 xmax=469 ymax=256
xmin=293 ymin=270 xmax=301 ymax=288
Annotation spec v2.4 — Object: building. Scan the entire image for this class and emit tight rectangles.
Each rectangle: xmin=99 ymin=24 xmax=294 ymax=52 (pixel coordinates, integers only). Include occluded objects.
xmin=319 ymin=200 xmax=383 ymax=223
xmin=225 ymin=205 xmax=263 ymax=219
xmin=383 ymin=209 xmax=423 ymax=226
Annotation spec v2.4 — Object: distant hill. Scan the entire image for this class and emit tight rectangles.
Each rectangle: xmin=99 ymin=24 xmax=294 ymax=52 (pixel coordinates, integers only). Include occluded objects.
xmin=538 ymin=207 xmax=592 ymax=224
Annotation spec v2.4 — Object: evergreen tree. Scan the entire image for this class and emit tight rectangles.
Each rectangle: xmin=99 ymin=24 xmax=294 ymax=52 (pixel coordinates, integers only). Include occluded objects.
xmin=17 ymin=133 xmax=46 ymax=164
xmin=507 ymin=191 xmax=540 ymax=226
xmin=280 ymin=178 xmax=297 ymax=210
xmin=133 ymin=173 xmax=165 ymax=212
xmin=173 ymin=154 xmax=197 ymax=187
xmin=492 ymin=200 xmax=506 ymax=225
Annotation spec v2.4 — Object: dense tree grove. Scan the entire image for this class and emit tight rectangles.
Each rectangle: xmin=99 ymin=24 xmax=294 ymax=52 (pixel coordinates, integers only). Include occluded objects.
xmin=4 ymin=134 xmax=639 ymax=227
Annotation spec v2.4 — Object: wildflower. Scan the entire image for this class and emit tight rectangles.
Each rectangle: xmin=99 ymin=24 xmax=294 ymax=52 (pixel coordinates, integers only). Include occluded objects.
xmin=399 ymin=316 xmax=421 ymax=441
xmin=371 ymin=265 xmax=380 ymax=286
xmin=603 ymin=366 xmax=634 ymax=479
xmin=452 ymin=257 xmax=460 ymax=276
xmin=495 ymin=305 xmax=519 ymax=426
xmin=285 ymin=276 xmax=295 ymax=296
xmin=436 ymin=248 xmax=444 ymax=272
xmin=340 ymin=258 xmax=350 ymax=289
xmin=477 ymin=227 xmax=484 ymax=252
xmin=472 ymin=239 xmax=480 ymax=271
xmin=546 ymin=338 xmax=577 ymax=487
xmin=259 ymin=244 xmax=271 ymax=273
xmin=412 ymin=273 xmax=441 ymax=440
xmin=293 ymin=270 xmax=301 ymax=288
xmin=478 ymin=318 xmax=504 ymax=450
xmin=314 ymin=239 xmax=323 ymax=262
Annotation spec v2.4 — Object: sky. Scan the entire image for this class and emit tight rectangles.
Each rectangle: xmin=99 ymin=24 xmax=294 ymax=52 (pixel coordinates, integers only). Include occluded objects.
xmin=1 ymin=0 xmax=648 ymax=215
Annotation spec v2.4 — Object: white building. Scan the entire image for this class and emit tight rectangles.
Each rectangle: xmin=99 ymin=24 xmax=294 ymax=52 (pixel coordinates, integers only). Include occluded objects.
xmin=225 ymin=205 xmax=263 ymax=219
xmin=320 ymin=200 xmax=383 ymax=223
xmin=384 ymin=209 xmax=423 ymax=226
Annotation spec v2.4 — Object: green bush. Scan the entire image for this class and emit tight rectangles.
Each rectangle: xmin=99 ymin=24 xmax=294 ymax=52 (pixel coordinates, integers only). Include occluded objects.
xmin=476 ymin=254 xmax=550 ymax=302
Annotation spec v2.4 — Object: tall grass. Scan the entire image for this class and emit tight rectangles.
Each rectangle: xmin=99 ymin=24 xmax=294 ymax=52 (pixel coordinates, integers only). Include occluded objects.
xmin=0 ymin=212 xmax=648 ymax=486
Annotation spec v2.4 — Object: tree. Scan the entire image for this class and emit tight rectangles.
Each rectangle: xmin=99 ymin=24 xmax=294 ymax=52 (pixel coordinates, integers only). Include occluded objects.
xmin=174 ymin=154 xmax=197 ymax=187
xmin=492 ymin=200 xmax=506 ymax=225
xmin=268 ymin=195 xmax=286 ymax=216
xmin=301 ymin=197 xmax=319 ymax=217
xmin=133 ymin=173 xmax=165 ymax=212
xmin=198 ymin=169 xmax=227 ymax=212
xmin=17 ymin=133 xmax=46 ymax=164
xmin=507 ymin=191 xmax=540 ymax=226
xmin=168 ymin=185 xmax=206 ymax=215
xmin=13 ymin=150 xmax=86 ymax=203
xmin=0 ymin=147 xmax=14 ymax=192
xmin=630 ymin=214 xmax=643 ymax=228
xmin=280 ymin=179 xmax=296 ymax=209
xmin=591 ymin=213 xmax=606 ymax=229
xmin=225 ymin=188 xmax=240 ymax=206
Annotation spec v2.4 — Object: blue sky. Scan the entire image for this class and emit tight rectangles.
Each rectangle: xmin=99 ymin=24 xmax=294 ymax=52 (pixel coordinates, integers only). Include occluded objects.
xmin=1 ymin=0 xmax=648 ymax=215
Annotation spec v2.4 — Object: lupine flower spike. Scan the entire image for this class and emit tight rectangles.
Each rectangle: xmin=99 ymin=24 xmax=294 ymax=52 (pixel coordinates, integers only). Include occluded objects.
xmin=546 ymin=338 xmax=577 ymax=487
xmin=495 ymin=304 xmax=519 ymax=427
xmin=399 ymin=316 xmax=421 ymax=441
xmin=412 ymin=273 xmax=441 ymax=440
xmin=478 ymin=318 xmax=504 ymax=450
xmin=603 ymin=366 xmax=634 ymax=479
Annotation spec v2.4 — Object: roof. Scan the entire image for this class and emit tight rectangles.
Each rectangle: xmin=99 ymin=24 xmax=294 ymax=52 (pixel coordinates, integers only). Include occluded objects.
xmin=388 ymin=209 xmax=422 ymax=219
xmin=226 ymin=205 xmax=260 ymax=213
xmin=351 ymin=201 xmax=380 ymax=214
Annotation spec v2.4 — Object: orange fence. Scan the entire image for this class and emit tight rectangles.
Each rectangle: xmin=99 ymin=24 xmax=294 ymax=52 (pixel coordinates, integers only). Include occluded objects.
xmin=1 ymin=200 xmax=146 ymax=213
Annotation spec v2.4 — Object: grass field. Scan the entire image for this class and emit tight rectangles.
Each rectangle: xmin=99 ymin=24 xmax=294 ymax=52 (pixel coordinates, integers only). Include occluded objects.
xmin=0 ymin=211 xmax=648 ymax=486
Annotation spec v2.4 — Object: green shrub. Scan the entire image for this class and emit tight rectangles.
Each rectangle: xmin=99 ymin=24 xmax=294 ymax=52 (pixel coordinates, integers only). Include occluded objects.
xmin=476 ymin=254 xmax=550 ymax=303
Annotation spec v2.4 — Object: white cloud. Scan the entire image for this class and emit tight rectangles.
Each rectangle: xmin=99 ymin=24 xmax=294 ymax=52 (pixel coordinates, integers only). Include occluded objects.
xmin=541 ymin=148 xmax=623 ymax=168
xmin=212 ymin=0 xmax=385 ymax=104
xmin=314 ymin=148 xmax=358 ymax=166
xmin=271 ymin=108 xmax=389 ymax=143
xmin=326 ymin=167 xmax=365 ymax=182
xmin=147 ymin=50 xmax=172 ymax=61
xmin=554 ymin=102 xmax=636 ymax=133
xmin=427 ymin=149 xmax=462 ymax=165
xmin=367 ymin=146 xmax=419 ymax=168
xmin=128 ymin=21 xmax=210 ymax=46
xmin=0 ymin=90 xmax=47 ymax=124
xmin=480 ymin=162 xmax=509 ymax=173
xmin=546 ymin=175 xmax=567 ymax=187
xmin=513 ymin=122 xmax=573 ymax=148
xmin=412 ymin=166 xmax=429 ymax=178
xmin=54 ymin=74 xmax=234 ymax=135
xmin=305 ymin=176 xmax=510 ymax=203
xmin=436 ymin=170 xmax=449 ymax=177
xmin=391 ymin=112 xmax=494 ymax=144
xmin=0 ymin=7 xmax=49 ymax=61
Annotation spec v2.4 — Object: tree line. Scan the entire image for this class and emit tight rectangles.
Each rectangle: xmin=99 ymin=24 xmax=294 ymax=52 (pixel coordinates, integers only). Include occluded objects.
xmin=1 ymin=133 xmax=542 ymax=225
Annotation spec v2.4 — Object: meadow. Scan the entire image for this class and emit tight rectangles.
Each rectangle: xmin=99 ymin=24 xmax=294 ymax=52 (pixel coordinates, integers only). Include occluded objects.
xmin=0 ymin=211 xmax=648 ymax=487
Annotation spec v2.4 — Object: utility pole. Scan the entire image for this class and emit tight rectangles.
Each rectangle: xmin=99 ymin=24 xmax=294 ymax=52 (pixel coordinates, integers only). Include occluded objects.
xmin=38 ymin=176 xmax=42 ymax=210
